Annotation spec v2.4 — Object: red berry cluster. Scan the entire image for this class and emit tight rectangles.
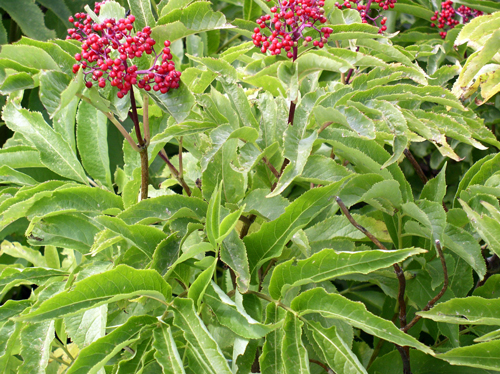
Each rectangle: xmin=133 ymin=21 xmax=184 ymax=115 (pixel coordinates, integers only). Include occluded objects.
xmin=430 ymin=0 xmax=483 ymax=39
xmin=335 ymin=0 xmax=395 ymax=33
xmin=252 ymin=0 xmax=332 ymax=59
xmin=67 ymin=1 xmax=181 ymax=97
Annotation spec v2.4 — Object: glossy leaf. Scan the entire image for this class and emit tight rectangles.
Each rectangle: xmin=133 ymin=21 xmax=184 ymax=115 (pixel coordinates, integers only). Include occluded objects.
xmin=269 ymin=247 xmax=425 ymax=299
xmin=153 ymin=324 xmax=186 ymax=374
xmin=16 ymin=265 xmax=171 ymax=322
xmin=67 ymin=315 xmax=157 ymax=374
xmin=291 ymin=288 xmax=434 ymax=354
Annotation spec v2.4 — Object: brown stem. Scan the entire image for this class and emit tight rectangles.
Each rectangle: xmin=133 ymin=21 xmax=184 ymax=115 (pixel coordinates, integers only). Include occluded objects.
xmin=309 ymin=359 xmax=334 ymax=373
xmin=158 ymin=150 xmax=192 ymax=196
xmin=129 ymin=87 xmax=144 ymax=148
xmin=262 ymin=157 xmax=280 ymax=179
xmin=403 ymin=240 xmax=448 ymax=332
xmin=395 ymin=345 xmax=412 ymax=374
xmin=336 ymin=196 xmax=412 ymax=371
xmin=139 ymin=149 xmax=148 ymax=200
xmin=404 ymin=148 xmax=428 ymax=184
xmin=476 ymin=254 xmax=500 ymax=288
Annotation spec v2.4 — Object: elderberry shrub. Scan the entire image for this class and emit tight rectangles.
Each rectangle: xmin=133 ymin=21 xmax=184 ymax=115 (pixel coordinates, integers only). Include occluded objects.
xmin=251 ymin=0 xmax=333 ymax=59
xmin=430 ymin=0 xmax=483 ymax=39
xmin=335 ymin=0 xmax=395 ymax=33
xmin=67 ymin=1 xmax=181 ymax=98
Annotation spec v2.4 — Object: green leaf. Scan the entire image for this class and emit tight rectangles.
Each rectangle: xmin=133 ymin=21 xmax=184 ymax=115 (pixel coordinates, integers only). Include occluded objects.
xmin=16 ymin=265 xmax=171 ymax=322
xmin=306 ymin=322 xmax=367 ymax=374
xmin=172 ymin=298 xmax=232 ymax=374
xmin=39 ymin=71 xmax=72 ymax=115
xmin=259 ymin=303 xmax=285 ymax=374
xmin=128 ymin=0 xmax=155 ymax=30
xmin=291 ymin=288 xmax=434 ymax=354
xmin=437 ymin=340 xmax=500 ymax=371
xmin=0 ymin=240 xmax=46 ymax=267
xmin=76 ymin=99 xmax=112 ymax=189
xmin=0 ymin=166 xmax=37 ymax=186
xmin=391 ymin=1 xmax=434 ymax=19
xmin=0 ymin=1 xmax=55 ymax=40
xmin=0 ymin=267 xmax=67 ymax=299
xmin=417 ymin=296 xmax=500 ymax=325
xmin=459 ymin=199 xmax=500 ymax=257
xmin=0 ymin=146 xmax=42 ymax=169
xmin=64 ymin=305 xmax=107 ymax=349
xmin=269 ymin=247 xmax=426 ymax=299
xmin=0 ymin=44 xmax=58 ymax=71
xmin=188 ymin=257 xmax=216 ymax=308
xmin=0 ymin=300 xmax=31 ymax=322
xmin=244 ymin=178 xmax=349 ymax=283
xmin=26 ymin=186 xmax=123 ymax=220
xmin=118 ymin=194 xmax=207 ymax=225
xmin=153 ymin=324 xmax=186 ymax=374
xmin=282 ymin=312 xmax=310 ymax=374
xmin=147 ymin=84 xmax=195 ymax=123
xmin=402 ymin=200 xmax=446 ymax=243
xmin=206 ymin=182 xmax=221 ymax=248
xmin=421 ymin=163 xmax=447 ymax=203
xmin=0 ymin=72 xmax=34 ymax=94
xmin=66 ymin=315 xmax=157 ymax=374
xmin=205 ymin=282 xmax=278 ymax=339
xmin=243 ymin=189 xmax=289 ymax=221
xmin=95 ymin=216 xmax=167 ymax=260
xmin=2 ymin=103 xmax=88 ymax=184
xmin=453 ymin=0 xmax=500 ymax=13
xmin=218 ymin=205 xmax=245 ymax=244
xmin=18 ymin=320 xmax=55 ymax=374
xmin=442 ymin=223 xmax=486 ymax=280
xmin=221 ymin=230 xmax=251 ymax=292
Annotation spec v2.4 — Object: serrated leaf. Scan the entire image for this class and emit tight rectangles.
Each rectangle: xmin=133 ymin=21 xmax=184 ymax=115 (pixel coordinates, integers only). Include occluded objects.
xmin=76 ymin=99 xmax=112 ymax=189
xmin=221 ymin=230 xmax=250 ymax=292
xmin=205 ymin=282 xmax=278 ymax=339
xmin=2 ymin=103 xmax=87 ymax=184
xmin=16 ymin=265 xmax=171 ymax=322
xmin=260 ymin=303 xmax=285 ymax=374
xmin=269 ymin=247 xmax=425 ymax=299
xmin=282 ymin=312 xmax=310 ymax=374
xmin=206 ymin=182 xmax=221 ymax=248
xmin=0 ymin=1 xmax=55 ymax=40
xmin=153 ymin=324 xmax=186 ymax=374
xmin=417 ymin=296 xmax=500 ymax=325
xmin=459 ymin=199 xmax=500 ymax=257
xmin=66 ymin=315 xmax=157 ymax=374
xmin=0 ymin=268 xmax=67 ymax=299
xmin=244 ymin=178 xmax=349 ymax=283
xmin=291 ymin=288 xmax=434 ymax=354
xmin=188 ymin=257 xmax=216 ymax=308
xmin=128 ymin=0 xmax=155 ymax=30
xmin=421 ymin=163 xmax=447 ymax=203
xmin=95 ymin=216 xmax=167 ymax=260
xmin=306 ymin=322 xmax=366 ymax=374
xmin=172 ymin=298 xmax=232 ymax=374
xmin=0 ymin=241 xmax=46 ymax=267
xmin=18 ymin=320 xmax=55 ymax=374
xmin=437 ymin=340 xmax=500 ymax=371
xmin=64 ymin=305 xmax=107 ymax=349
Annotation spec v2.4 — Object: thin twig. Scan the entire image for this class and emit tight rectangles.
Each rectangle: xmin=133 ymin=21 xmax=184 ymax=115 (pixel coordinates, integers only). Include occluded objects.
xmin=159 ymin=149 xmax=192 ymax=196
xmin=310 ymin=359 xmax=334 ymax=373
xmin=403 ymin=148 xmax=428 ymax=184
xmin=50 ymin=354 xmax=71 ymax=367
xmin=262 ymin=157 xmax=280 ymax=179
xmin=77 ymin=94 xmax=140 ymax=152
xmin=336 ymin=196 xmax=412 ymax=372
xmin=403 ymin=240 xmax=448 ymax=332
xmin=129 ymin=87 xmax=144 ymax=147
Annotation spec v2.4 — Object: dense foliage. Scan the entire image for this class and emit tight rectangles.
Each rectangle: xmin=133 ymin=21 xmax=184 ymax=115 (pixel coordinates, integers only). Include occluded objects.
xmin=1 ymin=0 xmax=500 ymax=373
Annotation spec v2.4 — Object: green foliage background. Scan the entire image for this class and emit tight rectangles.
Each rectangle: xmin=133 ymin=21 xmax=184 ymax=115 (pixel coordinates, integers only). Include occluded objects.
xmin=1 ymin=0 xmax=500 ymax=373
